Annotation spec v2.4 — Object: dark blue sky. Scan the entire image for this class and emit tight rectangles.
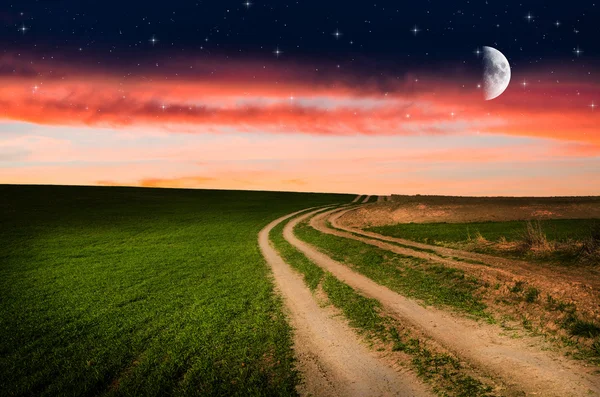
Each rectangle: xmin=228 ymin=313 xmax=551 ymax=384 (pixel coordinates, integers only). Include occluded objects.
xmin=1 ymin=0 xmax=598 ymax=72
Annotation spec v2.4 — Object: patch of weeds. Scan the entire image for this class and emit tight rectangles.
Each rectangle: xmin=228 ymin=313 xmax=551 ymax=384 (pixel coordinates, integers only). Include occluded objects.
xmin=524 ymin=287 xmax=540 ymax=303
xmin=509 ymin=281 xmax=525 ymax=294
xmin=561 ymin=312 xmax=600 ymax=339
xmin=570 ymin=319 xmax=600 ymax=338
xmin=546 ymin=294 xmax=576 ymax=313
xmin=556 ymin=301 xmax=577 ymax=313
xmin=473 ymin=231 xmax=488 ymax=245
xmin=519 ymin=220 xmax=552 ymax=252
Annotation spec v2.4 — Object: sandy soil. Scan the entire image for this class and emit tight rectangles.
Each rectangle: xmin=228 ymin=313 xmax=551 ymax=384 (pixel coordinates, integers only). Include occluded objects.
xmin=285 ymin=208 xmax=600 ymax=397
xmin=258 ymin=209 xmax=433 ymax=397
xmin=341 ymin=196 xmax=600 ymax=227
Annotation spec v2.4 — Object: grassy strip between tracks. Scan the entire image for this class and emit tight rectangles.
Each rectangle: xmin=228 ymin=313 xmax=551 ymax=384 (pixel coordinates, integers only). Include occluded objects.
xmin=269 ymin=216 xmax=495 ymax=397
xmin=295 ymin=219 xmax=490 ymax=320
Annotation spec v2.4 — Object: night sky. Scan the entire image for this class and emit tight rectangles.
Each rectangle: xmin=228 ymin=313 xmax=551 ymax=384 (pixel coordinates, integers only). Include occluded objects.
xmin=0 ymin=1 xmax=598 ymax=195
xmin=3 ymin=1 xmax=599 ymax=71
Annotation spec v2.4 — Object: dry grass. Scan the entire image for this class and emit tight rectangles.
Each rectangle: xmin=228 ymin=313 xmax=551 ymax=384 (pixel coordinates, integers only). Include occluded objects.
xmin=579 ymin=224 xmax=600 ymax=264
xmin=519 ymin=220 xmax=554 ymax=252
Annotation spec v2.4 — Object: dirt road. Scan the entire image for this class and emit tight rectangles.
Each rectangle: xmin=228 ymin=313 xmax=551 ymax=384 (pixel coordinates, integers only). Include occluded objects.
xmin=325 ymin=206 xmax=600 ymax=315
xmin=258 ymin=209 xmax=433 ymax=397
xmin=284 ymin=208 xmax=600 ymax=397
xmin=331 ymin=206 xmax=599 ymax=283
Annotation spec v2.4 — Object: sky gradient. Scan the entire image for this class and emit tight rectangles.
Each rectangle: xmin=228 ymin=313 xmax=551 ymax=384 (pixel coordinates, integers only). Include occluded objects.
xmin=1 ymin=1 xmax=598 ymax=195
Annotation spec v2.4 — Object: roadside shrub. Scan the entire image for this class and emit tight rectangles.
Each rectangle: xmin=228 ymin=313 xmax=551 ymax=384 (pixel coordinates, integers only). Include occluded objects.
xmin=519 ymin=220 xmax=553 ymax=252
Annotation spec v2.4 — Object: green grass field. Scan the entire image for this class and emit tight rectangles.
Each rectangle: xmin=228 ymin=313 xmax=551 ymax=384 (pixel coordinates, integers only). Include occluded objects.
xmin=368 ymin=219 xmax=600 ymax=265
xmin=0 ymin=185 xmax=349 ymax=396
xmin=369 ymin=219 xmax=599 ymax=244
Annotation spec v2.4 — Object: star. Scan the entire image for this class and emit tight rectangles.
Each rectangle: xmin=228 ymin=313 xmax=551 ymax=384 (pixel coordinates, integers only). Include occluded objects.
xmin=554 ymin=20 xmax=561 ymax=27
xmin=573 ymin=46 xmax=583 ymax=57
xmin=521 ymin=80 xmax=528 ymax=88
xmin=332 ymin=29 xmax=342 ymax=39
xmin=149 ymin=35 xmax=158 ymax=46
xmin=243 ymin=1 xmax=252 ymax=8
xmin=525 ymin=13 xmax=534 ymax=22
xmin=19 ymin=24 xmax=28 ymax=34
xmin=590 ymin=102 xmax=597 ymax=111
xmin=273 ymin=47 xmax=283 ymax=58
xmin=474 ymin=48 xmax=482 ymax=57
xmin=161 ymin=104 xmax=167 ymax=111
xmin=411 ymin=25 xmax=420 ymax=36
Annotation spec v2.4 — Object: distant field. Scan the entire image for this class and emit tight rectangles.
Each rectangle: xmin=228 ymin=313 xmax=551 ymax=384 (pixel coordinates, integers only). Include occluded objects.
xmin=369 ymin=219 xmax=599 ymax=244
xmin=0 ymin=185 xmax=349 ymax=396
xmin=368 ymin=219 xmax=600 ymax=264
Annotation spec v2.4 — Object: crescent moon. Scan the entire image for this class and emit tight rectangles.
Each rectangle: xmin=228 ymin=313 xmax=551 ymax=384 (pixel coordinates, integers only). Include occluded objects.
xmin=483 ymin=46 xmax=511 ymax=100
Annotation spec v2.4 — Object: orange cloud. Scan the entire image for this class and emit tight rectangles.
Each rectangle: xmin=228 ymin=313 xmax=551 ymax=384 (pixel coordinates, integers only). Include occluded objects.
xmin=138 ymin=176 xmax=216 ymax=188
xmin=0 ymin=54 xmax=598 ymax=147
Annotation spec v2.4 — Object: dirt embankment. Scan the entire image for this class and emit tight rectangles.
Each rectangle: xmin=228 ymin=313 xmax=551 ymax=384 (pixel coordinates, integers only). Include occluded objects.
xmin=341 ymin=195 xmax=600 ymax=227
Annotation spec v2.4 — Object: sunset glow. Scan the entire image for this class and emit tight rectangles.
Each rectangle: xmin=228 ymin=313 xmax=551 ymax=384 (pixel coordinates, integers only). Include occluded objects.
xmin=1 ymin=55 xmax=598 ymax=195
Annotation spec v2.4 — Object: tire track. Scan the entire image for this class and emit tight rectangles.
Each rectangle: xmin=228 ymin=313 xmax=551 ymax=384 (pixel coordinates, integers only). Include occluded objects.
xmin=259 ymin=208 xmax=433 ymax=397
xmin=284 ymin=208 xmax=600 ymax=397
xmin=327 ymin=206 xmax=600 ymax=299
